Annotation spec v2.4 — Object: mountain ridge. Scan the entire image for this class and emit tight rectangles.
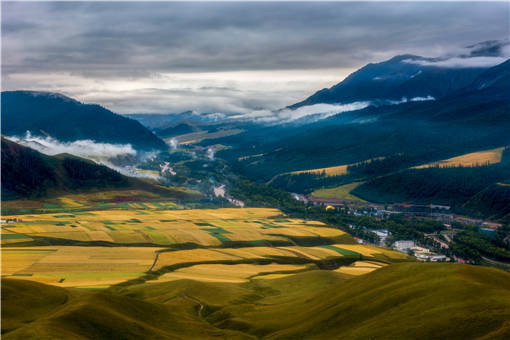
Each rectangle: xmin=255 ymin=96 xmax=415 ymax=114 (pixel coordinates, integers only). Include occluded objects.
xmin=1 ymin=91 xmax=168 ymax=151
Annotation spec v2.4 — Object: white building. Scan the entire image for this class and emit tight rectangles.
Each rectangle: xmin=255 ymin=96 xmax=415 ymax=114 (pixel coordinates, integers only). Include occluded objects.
xmin=393 ymin=240 xmax=415 ymax=251
xmin=370 ymin=229 xmax=389 ymax=245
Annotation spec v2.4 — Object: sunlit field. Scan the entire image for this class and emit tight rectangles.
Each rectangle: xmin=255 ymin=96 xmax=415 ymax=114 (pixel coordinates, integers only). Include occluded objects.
xmin=1 ymin=208 xmax=406 ymax=289
xmin=415 ymin=146 xmax=506 ymax=169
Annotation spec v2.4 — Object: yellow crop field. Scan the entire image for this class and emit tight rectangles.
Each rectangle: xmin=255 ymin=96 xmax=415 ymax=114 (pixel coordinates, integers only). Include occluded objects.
xmin=1 ymin=190 xmax=186 ymax=212
xmin=2 ymin=208 xmax=350 ymax=247
xmin=284 ymin=157 xmax=385 ymax=178
xmin=352 ymin=261 xmax=388 ymax=268
xmin=1 ymin=246 xmax=161 ymax=288
xmin=153 ymin=263 xmax=310 ymax=283
xmin=415 ymin=146 xmax=506 ymax=169
xmin=292 ymin=164 xmax=349 ymax=177
xmin=335 ymin=260 xmax=387 ymax=276
xmin=335 ymin=266 xmax=377 ymax=276
xmin=1 ymin=207 xmax=406 ymax=288
xmin=331 ymin=244 xmax=408 ymax=259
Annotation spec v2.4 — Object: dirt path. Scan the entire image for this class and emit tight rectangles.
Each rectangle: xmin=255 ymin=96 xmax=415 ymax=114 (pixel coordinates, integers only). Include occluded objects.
xmin=482 ymin=256 xmax=510 ymax=269
xmin=148 ymin=250 xmax=161 ymax=272
xmin=181 ymin=293 xmax=205 ymax=318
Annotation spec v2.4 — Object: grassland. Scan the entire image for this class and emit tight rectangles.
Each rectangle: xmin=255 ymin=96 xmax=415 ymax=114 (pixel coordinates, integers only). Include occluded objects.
xmin=4 ymin=263 xmax=510 ymax=339
xmin=311 ymin=182 xmax=366 ymax=201
xmin=415 ymin=146 xmax=506 ymax=169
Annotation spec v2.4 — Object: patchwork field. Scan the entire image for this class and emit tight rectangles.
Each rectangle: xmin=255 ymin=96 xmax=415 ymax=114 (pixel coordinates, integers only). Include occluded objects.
xmin=1 ymin=246 xmax=162 ymax=288
xmin=1 ymin=207 xmax=407 ymax=289
xmin=1 ymin=208 xmax=351 ymax=247
xmin=1 ymin=189 xmax=185 ymax=215
xmin=415 ymin=146 xmax=506 ymax=169
xmin=153 ymin=263 xmax=311 ymax=283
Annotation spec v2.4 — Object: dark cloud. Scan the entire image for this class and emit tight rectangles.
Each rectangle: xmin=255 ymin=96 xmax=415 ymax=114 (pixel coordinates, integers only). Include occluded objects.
xmin=2 ymin=1 xmax=509 ymax=113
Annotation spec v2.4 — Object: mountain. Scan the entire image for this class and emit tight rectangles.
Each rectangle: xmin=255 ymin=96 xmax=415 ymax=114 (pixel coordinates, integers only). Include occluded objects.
xmin=155 ymin=122 xmax=200 ymax=138
xmin=216 ymin=59 xmax=510 ymax=183
xmin=0 ymin=138 xmax=189 ymax=201
xmin=464 ymin=58 xmax=510 ymax=93
xmin=1 ymin=91 xmax=167 ymax=151
xmin=289 ymin=55 xmax=487 ymax=109
xmin=1 ymin=137 xmax=129 ymax=200
xmin=3 ymin=263 xmax=510 ymax=339
xmin=125 ymin=112 xmax=195 ymax=129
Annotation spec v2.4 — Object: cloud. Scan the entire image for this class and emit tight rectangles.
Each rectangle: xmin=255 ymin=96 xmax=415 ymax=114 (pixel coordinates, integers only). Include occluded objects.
xmin=6 ymin=133 xmax=136 ymax=159
xmin=405 ymin=56 xmax=508 ymax=69
xmin=233 ymin=102 xmax=371 ymax=123
xmin=4 ymin=133 xmax=165 ymax=179
xmin=2 ymin=2 xmax=508 ymax=113
xmin=404 ymin=39 xmax=510 ymax=69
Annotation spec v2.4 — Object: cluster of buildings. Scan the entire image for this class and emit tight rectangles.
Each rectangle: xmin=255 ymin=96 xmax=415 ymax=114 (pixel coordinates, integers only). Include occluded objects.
xmin=392 ymin=240 xmax=448 ymax=262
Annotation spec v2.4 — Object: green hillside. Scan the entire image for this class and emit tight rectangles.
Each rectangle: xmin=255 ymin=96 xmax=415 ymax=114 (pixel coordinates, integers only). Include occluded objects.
xmin=1 ymin=138 xmax=199 ymax=202
xmin=4 ymin=263 xmax=510 ymax=339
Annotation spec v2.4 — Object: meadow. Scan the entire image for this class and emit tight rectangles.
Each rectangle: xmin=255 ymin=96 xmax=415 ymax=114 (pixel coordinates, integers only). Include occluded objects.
xmin=4 ymin=263 xmax=510 ymax=339
xmin=311 ymin=182 xmax=365 ymax=201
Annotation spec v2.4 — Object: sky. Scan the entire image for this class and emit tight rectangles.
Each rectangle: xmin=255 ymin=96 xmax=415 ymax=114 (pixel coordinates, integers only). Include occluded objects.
xmin=2 ymin=1 xmax=509 ymax=115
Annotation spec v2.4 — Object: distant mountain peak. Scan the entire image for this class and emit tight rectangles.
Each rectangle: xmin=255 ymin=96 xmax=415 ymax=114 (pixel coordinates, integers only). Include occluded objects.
xmin=289 ymin=52 xmax=489 ymax=109
xmin=7 ymin=90 xmax=79 ymax=103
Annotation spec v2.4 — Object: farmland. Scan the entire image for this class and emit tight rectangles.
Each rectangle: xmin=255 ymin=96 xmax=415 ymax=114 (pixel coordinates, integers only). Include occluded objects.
xmin=1 ymin=189 xmax=189 ymax=215
xmin=415 ymin=146 xmax=506 ymax=169
xmin=291 ymin=164 xmax=348 ymax=177
xmin=1 ymin=207 xmax=408 ymax=289
xmin=1 ymin=208 xmax=353 ymax=247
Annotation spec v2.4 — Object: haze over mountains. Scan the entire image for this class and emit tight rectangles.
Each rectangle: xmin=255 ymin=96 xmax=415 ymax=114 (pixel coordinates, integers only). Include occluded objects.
xmin=1 ymin=91 xmax=167 ymax=151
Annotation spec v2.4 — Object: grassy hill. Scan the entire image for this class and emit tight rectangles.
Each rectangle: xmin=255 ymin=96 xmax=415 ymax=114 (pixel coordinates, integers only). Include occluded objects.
xmin=1 ymin=138 xmax=198 ymax=202
xmin=352 ymin=148 xmax=510 ymax=218
xmin=4 ymin=263 xmax=510 ymax=339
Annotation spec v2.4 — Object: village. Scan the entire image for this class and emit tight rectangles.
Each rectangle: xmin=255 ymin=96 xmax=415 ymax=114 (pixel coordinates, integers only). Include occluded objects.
xmin=292 ymin=194 xmax=505 ymax=265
